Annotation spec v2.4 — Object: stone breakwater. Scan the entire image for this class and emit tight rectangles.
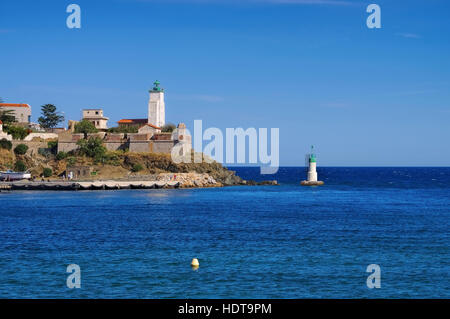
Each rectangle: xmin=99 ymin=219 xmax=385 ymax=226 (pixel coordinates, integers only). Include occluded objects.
xmin=0 ymin=173 xmax=278 ymax=191
xmin=0 ymin=173 xmax=227 ymax=191
xmin=1 ymin=180 xmax=180 ymax=191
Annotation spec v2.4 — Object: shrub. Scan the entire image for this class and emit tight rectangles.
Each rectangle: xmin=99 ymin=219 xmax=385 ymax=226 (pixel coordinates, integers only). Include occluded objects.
xmin=161 ymin=123 xmax=176 ymax=133
xmin=5 ymin=125 xmax=29 ymax=140
xmin=56 ymin=151 xmax=68 ymax=160
xmin=47 ymin=140 xmax=58 ymax=149
xmin=43 ymin=168 xmax=52 ymax=178
xmin=75 ymin=119 xmax=98 ymax=135
xmin=77 ymin=137 xmax=106 ymax=158
xmin=38 ymin=148 xmax=53 ymax=158
xmin=107 ymin=126 xmax=138 ymax=134
xmin=67 ymin=156 xmax=76 ymax=166
xmin=0 ymin=138 xmax=12 ymax=150
xmin=14 ymin=144 xmax=29 ymax=155
xmin=91 ymin=151 xmax=120 ymax=166
xmin=132 ymin=163 xmax=143 ymax=172
xmin=47 ymin=140 xmax=58 ymax=154
xmin=14 ymin=160 xmax=26 ymax=172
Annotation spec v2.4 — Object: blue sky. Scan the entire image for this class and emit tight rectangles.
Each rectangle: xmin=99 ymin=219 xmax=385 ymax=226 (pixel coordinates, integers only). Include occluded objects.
xmin=1 ymin=0 xmax=449 ymax=166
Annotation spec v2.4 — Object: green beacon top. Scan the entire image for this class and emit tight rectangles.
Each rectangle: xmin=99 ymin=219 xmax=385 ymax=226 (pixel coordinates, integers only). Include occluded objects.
xmin=150 ymin=80 xmax=164 ymax=92
xmin=309 ymin=145 xmax=316 ymax=163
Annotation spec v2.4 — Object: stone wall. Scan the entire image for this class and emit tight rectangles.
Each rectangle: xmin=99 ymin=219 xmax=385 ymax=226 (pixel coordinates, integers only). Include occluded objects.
xmin=66 ymin=165 xmax=93 ymax=179
xmin=11 ymin=140 xmax=50 ymax=157
xmin=57 ymin=132 xmax=84 ymax=153
xmin=104 ymin=133 xmax=128 ymax=151
xmin=56 ymin=127 xmax=191 ymax=156
xmin=0 ymin=132 xmax=12 ymax=141
xmin=24 ymin=133 xmax=59 ymax=141
xmin=129 ymin=141 xmax=151 ymax=153
xmin=152 ymin=140 xmax=176 ymax=154
xmin=105 ymin=141 xmax=128 ymax=151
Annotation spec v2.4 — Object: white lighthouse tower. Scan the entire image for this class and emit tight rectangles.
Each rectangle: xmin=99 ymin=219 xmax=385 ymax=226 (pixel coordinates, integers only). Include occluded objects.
xmin=148 ymin=80 xmax=165 ymax=128
xmin=301 ymin=145 xmax=324 ymax=186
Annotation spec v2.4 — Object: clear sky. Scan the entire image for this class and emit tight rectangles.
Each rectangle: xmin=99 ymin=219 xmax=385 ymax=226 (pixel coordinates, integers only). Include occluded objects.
xmin=1 ymin=0 xmax=449 ymax=166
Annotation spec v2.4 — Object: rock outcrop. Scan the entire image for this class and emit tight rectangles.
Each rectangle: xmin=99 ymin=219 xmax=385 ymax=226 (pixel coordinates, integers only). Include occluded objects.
xmin=156 ymin=172 xmax=222 ymax=188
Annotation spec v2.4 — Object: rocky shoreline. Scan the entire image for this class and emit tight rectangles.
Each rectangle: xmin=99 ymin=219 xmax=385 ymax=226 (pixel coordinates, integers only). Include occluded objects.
xmin=155 ymin=172 xmax=278 ymax=188
xmin=0 ymin=172 xmax=278 ymax=191
xmin=1 ymin=148 xmax=279 ymax=190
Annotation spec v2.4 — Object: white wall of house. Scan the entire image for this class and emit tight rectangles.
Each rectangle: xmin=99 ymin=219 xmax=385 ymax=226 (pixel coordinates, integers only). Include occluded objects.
xmin=0 ymin=105 xmax=31 ymax=123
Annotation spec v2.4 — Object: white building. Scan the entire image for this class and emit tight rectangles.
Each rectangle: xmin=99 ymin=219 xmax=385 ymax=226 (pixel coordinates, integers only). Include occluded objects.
xmin=82 ymin=109 xmax=109 ymax=130
xmin=0 ymin=103 xmax=31 ymax=124
xmin=148 ymin=80 xmax=165 ymax=128
xmin=138 ymin=123 xmax=161 ymax=135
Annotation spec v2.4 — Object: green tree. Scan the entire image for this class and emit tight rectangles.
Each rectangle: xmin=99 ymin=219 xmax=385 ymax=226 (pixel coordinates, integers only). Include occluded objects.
xmin=4 ymin=125 xmax=29 ymax=140
xmin=38 ymin=104 xmax=64 ymax=129
xmin=14 ymin=160 xmax=27 ymax=172
xmin=0 ymin=138 xmax=12 ymax=150
xmin=161 ymin=123 xmax=176 ymax=133
xmin=75 ymin=119 xmax=98 ymax=135
xmin=14 ymin=144 xmax=29 ymax=155
xmin=77 ymin=137 xmax=106 ymax=158
xmin=43 ymin=168 xmax=53 ymax=178
xmin=56 ymin=151 xmax=68 ymax=160
xmin=0 ymin=109 xmax=16 ymax=124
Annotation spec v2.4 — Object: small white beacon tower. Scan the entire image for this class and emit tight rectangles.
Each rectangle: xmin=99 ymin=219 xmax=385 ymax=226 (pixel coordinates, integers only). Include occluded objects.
xmin=301 ymin=145 xmax=324 ymax=186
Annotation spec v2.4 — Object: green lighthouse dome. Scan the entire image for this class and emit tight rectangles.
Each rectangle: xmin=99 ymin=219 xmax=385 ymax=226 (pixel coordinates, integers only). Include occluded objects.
xmin=150 ymin=80 xmax=164 ymax=93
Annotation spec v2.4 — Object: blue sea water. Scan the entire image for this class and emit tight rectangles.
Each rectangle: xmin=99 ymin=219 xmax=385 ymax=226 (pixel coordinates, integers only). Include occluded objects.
xmin=0 ymin=167 xmax=449 ymax=299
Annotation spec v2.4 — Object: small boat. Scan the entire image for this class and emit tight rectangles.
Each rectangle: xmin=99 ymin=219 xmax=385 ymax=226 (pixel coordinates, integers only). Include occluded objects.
xmin=0 ymin=170 xmax=32 ymax=181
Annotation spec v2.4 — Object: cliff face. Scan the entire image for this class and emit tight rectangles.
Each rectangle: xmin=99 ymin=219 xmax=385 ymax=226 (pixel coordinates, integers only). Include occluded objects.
xmin=0 ymin=149 xmax=244 ymax=185
xmin=0 ymin=149 xmax=14 ymax=169
xmin=122 ymin=152 xmax=244 ymax=185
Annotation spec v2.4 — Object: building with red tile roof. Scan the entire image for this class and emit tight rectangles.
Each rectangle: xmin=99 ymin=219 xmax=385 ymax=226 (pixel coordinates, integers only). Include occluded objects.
xmin=117 ymin=118 xmax=149 ymax=127
xmin=0 ymin=103 xmax=32 ymax=123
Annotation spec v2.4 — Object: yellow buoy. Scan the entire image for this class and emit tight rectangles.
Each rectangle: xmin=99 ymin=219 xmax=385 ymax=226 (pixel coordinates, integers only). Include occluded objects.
xmin=191 ymin=258 xmax=199 ymax=269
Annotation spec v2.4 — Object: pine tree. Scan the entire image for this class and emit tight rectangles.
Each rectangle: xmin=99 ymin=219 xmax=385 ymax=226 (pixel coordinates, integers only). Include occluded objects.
xmin=0 ymin=109 xmax=16 ymax=124
xmin=38 ymin=104 xmax=65 ymax=129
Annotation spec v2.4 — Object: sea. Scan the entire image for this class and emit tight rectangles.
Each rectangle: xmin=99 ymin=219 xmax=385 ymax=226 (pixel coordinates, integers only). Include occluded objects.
xmin=0 ymin=167 xmax=448 ymax=298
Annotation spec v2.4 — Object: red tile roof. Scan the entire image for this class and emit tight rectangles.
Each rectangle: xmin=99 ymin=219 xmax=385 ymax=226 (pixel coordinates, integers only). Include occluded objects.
xmin=0 ymin=103 xmax=30 ymax=108
xmin=117 ymin=118 xmax=148 ymax=124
